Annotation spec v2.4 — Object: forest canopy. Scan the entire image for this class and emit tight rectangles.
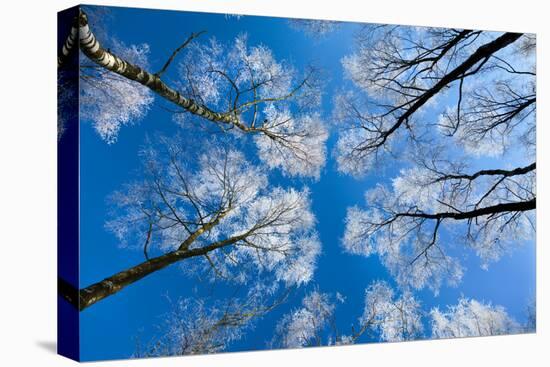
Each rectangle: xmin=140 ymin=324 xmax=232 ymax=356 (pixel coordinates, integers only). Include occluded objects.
xmin=57 ymin=6 xmax=536 ymax=360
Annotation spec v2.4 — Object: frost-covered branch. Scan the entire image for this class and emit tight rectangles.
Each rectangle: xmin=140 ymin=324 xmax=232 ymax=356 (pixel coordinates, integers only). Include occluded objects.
xmin=273 ymin=282 xmax=422 ymax=348
xmin=75 ymin=10 xmax=328 ymax=177
xmin=272 ymin=283 xmax=532 ymax=348
xmin=438 ymin=78 xmax=536 ymax=156
xmin=136 ymin=285 xmax=289 ymax=356
xmin=348 ymin=281 xmax=423 ymax=343
xmin=343 ymin=156 xmax=535 ymax=293
xmin=273 ymin=290 xmax=336 ymax=348
xmin=288 ymin=19 xmax=341 ymax=38
xmin=78 ymin=139 xmax=321 ymax=310
xmin=430 ymin=298 xmax=521 ymax=338
xmin=338 ymin=26 xmax=535 ymax=292
xmin=335 ymin=26 xmax=525 ymax=176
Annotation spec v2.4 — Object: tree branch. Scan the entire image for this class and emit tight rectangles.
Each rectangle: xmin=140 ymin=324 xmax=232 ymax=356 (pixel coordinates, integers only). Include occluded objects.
xmin=155 ymin=31 xmax=206 ymax=78
xmin=395 ymin=198 xmax=535 ymax=221
xmin=363 ymin=32 xmax=523 ymax=151
xmin=79 ymin=231 xmax=249 ymax=311
xmin=78 ymin=10 xmax=248 ymax=129
xmin=433 ymin=162 xmax=536 ymax=183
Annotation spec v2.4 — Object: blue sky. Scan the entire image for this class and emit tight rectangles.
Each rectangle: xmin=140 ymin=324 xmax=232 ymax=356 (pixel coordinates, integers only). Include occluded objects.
xmin=74 ymin=5 xmax=535 ymax=361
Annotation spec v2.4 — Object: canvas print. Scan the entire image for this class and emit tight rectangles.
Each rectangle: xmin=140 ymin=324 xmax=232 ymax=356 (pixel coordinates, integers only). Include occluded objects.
xmin=57 ymin=4 xmax=536 ymax=362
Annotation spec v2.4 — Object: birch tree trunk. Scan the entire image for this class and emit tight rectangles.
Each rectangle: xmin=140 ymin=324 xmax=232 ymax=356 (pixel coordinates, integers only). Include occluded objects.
xmin=77 ymin=10 xmax=248 ymax=130
xmin=58 ymin=18 xmax=78 ymax=68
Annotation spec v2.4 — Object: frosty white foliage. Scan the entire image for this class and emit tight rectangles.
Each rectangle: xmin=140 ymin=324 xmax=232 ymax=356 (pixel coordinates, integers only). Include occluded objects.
xmin=525 ymin=297 xmax=536 ymax=332
xmin=361 ymin=281 xmax=423 ymax=342
xmin=343 ymin=30 xmax=433 ymax=99
xmin=275 ymin=291 xmax=335 ymax=348
xmin=335 ymin=27 xmax=534 ymax=177
xmin=178 ymin=38 xmax=225 ymax=105
xmin=254 ymin=105 xmax=328 ymax=179
xmin=342 ymin=161 xmax=535 ymax=292
xmin=333 ymin=335 xmax=355 ymax=346
xmin=438 ymin=76 xmax=536 ymax=158
xmin=80 ymin=39 xmax=154 ymax=143
xmin=392 ymin=166 xmax=471 ymax=212
xmin=333 ymin=91 xmax=384 ymax=176
xmin=105 ymin=140 xmax=321 ymax=286
xmin=231 ymin=34 xmax=295 ymax=100
xmin=142 ymin=285 xmax=273 ymax=356
xmin=275 ymin=283 xmax=423 ymax=347
xmin=342 ymin=190 xmax=464 ymax=293
xmin=229 ymin=186 xmax=320 ymax=286
xmin=58 ymin=116 xmax=66 ymax=141
xmin=341 ymin=26 xmax=484 ymax=107
xmin=190 ymin=148 xmax=266 ymax=213
xmin=332 ymin=89 xmax=409 ymax=177
xmin=176 ymin=34 xmax=327 ymax=178
xmin=288 ymin=19 xmax=341 ymax=38
xmin=334 ymin=28 xmax=431 ymax=175
xmin=431 ymin=298 xmax=520 ymax=338
xmin=224 ymin=14 xmax=243 ymax=20
xmin=335 ymin=131 xmax=374 ymax=177
xmin=106 ymin=145 xmax=265 ymax=251
xmin=516 ymin=34 xmax=536 ymax=59
xmin=180 ymin=33 xmax=293 ymax=107
xmin=465 ymin=171 xmax=535 ymax=269
xmin=156 ymin=298 xmax=243 ymax=355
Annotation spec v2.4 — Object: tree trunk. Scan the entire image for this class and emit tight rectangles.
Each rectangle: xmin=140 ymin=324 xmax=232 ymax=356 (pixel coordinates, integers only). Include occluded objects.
xmin=79 ymin=232 xmax=244 ymax=311
xmin=58 ymin=18 xmax=78 ymax=68
xmin=79 ymin=249 xmax=190 ymax=311
xmin=77 ymin=10 xmax=247 ymax=130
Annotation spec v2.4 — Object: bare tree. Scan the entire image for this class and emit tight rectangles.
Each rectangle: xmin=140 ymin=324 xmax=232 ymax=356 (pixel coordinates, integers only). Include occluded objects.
xmin=61 ymin=10 xmax=328 ymax=178
xmin=335 ymin=26 xmax=533 ymax=176
xmin=343 ymin=150 xmax=535 ymax=292
xmin=75 ymin=138 xmax=321 ymax=310
xmin=338 ymin=25 xmax=535 ymax=293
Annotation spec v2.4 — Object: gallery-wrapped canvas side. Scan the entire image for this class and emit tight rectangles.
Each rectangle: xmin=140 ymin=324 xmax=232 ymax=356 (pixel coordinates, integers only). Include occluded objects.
xmin=57 ymin=5 xmax=80 ymax=362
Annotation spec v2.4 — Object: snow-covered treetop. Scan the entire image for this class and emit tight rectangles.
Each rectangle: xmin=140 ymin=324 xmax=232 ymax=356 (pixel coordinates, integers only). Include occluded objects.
xmin=254 ymin=106 xmax=328 ymax=179
xmin=273 ymin=290 xmax=336 ymax=348
xmin=175 ymin=33 xmax=329 ymax=178
xmin=273 ymin=284 xmax=527 ymax=348
xmin=359 ymin=281 xmax=423 ymax=342
xmin=334 ymin=26 xmax=534 ymax=177
xmin=342 ymin=153 xmax=535 ymax=293
xmin=138 ymin=283 xmax=284 ymax=356
xmin=274 ymin=282 xmax=423 ymax=347
xmin=77 ymin=23 xmax=329 ymax=178
xmin=105 ymin=137 xmax=321 ymax=287
xmin=288 ymin=19 xmax=341 ymax=38
xmin=431 ymin=297 xmax=521 ymax=338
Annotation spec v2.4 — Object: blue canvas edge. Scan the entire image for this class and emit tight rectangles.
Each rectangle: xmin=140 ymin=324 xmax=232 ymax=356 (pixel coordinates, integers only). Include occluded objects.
xmin=58 ymin=4 xmax=81 ymax=362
